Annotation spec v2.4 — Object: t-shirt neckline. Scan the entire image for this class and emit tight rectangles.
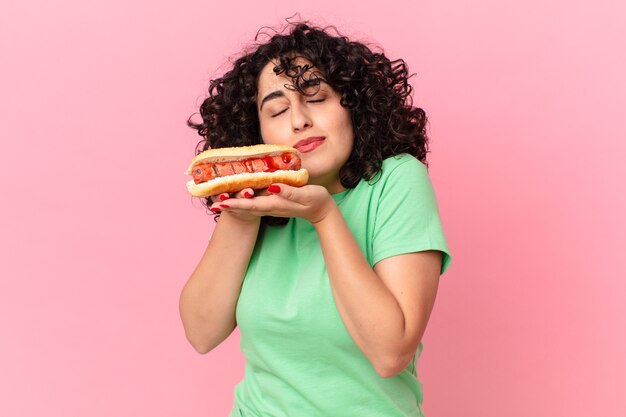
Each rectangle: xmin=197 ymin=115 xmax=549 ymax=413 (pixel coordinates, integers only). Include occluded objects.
xmin=331 ymin=187 xmax=352 ymax=205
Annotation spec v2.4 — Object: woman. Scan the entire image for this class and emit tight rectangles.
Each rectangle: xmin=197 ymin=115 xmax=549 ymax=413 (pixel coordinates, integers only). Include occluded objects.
xmin=180 ymin=21 xmax=452 ymax=417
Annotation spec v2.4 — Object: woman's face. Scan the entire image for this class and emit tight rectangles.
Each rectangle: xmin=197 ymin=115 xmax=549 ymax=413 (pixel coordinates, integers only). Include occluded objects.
xmin=256 ymin=59 xmax=354 ymax=194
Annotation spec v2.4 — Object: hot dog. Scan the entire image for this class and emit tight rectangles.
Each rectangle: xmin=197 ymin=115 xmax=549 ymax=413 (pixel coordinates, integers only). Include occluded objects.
xmin=185 ymin=144 xmax=309 ymax=197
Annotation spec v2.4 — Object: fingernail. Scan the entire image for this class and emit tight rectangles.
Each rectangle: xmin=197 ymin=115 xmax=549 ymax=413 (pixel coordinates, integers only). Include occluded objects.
xmin=244 ymin=191 xmax=253 ymax=198
xmin=219 ymin=204 xmax=230 ymax=209
xmin=268 ymin=184 xmax=281 ymax=193
xmin=219 ymin=194 xmax=229 ymax=201
xmin=210 ymin=207 xmax=221 ymax=213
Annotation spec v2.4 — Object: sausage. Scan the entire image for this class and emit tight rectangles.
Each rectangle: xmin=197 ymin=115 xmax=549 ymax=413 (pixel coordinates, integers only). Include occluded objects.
xmin=192 ymin=153 xmax=301 ymax=184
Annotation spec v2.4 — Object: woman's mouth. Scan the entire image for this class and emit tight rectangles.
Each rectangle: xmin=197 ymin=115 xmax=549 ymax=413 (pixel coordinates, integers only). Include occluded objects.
xmin=294 ymin=137 xmax=325 ymax=153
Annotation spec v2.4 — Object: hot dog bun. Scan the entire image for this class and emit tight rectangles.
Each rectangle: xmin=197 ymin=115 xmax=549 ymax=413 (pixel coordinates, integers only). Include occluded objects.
xmin=185 ymin=144 xmax=309 ymax=197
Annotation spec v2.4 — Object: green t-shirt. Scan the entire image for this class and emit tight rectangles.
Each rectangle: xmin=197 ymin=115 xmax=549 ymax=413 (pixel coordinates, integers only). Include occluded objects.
xmin=230 ymin=154 xmax=452 ymax=417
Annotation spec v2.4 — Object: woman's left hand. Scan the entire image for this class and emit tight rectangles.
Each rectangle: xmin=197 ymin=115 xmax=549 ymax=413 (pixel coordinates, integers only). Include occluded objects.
xmin=210 ymin=184 xmax=337 ymax=224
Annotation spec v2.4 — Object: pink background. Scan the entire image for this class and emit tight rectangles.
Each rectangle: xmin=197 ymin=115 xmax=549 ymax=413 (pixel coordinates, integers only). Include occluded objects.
xmin=1 ymin=1 xmax=624 ymax=416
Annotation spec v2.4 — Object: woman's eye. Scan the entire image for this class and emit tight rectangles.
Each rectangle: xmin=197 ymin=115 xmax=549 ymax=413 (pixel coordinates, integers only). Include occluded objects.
xmin=271 ymin=109 xmax=288 ymax=118
xmin=307 ymin=98 xmax=326 ymax=103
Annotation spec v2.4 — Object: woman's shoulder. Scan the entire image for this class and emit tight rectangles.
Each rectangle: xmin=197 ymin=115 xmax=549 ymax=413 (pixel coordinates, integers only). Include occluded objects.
xmin=379 ymin=153 xmax=428 ymax=179
xmin=351 ymin=154 xmax=430 ymax=195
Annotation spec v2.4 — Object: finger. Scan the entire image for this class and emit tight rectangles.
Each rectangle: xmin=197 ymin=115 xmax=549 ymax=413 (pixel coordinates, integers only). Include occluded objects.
xmin=218 ymin=194 xmax=281 ymax=212
xmin=267 ymin=183 xmax=304 ymax=203
xmin=234 ymin=188 xmax=255 ymax=199
xmin=209 ymin=201 xmax=222 ymax=213
xmin=210 ymin=193 xmax=230 ymax=204
xmin=218 ymin=197 xmax=288 ymax=218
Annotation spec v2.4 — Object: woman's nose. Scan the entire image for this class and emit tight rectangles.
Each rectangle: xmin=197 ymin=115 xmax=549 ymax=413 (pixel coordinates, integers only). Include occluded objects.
xmin=291 ymin=105 xmax=312 ymax=132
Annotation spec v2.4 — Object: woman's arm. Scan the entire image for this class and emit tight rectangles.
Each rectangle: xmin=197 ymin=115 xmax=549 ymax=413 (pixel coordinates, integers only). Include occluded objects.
xmin=313 ymin=203 xmax=441 ymax=378
xmin=179 ymin=210 xmax=261 ymax=354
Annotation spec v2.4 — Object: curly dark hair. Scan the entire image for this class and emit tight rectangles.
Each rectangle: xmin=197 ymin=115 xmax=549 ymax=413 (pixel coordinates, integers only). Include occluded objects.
xmin=188 ymin=21 xmax=430 ymax=224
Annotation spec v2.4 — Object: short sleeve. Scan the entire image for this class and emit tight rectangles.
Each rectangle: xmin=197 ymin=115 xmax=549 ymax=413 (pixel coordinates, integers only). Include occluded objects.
xmin=371 ymin=155 xmax=452 ymax=275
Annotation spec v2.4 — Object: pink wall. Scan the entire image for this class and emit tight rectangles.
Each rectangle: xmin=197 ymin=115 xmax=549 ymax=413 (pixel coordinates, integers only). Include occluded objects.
xmin=1 ymin=1 xmax=624 ymax=416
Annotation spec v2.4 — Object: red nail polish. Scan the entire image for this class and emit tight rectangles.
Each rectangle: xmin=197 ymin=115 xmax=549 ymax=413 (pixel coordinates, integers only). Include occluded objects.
xmin=219 ymin=194 xmax=229 ymax=201
xmin=210 ymin=207 xmax=221 ymax=213
xmin=268 ymin=184 xmax=281 ymax=193
xmin=244 ymin=191 xmax=253 ymax=198
xmin=220 ymin=204 xmax=230 ymax=209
